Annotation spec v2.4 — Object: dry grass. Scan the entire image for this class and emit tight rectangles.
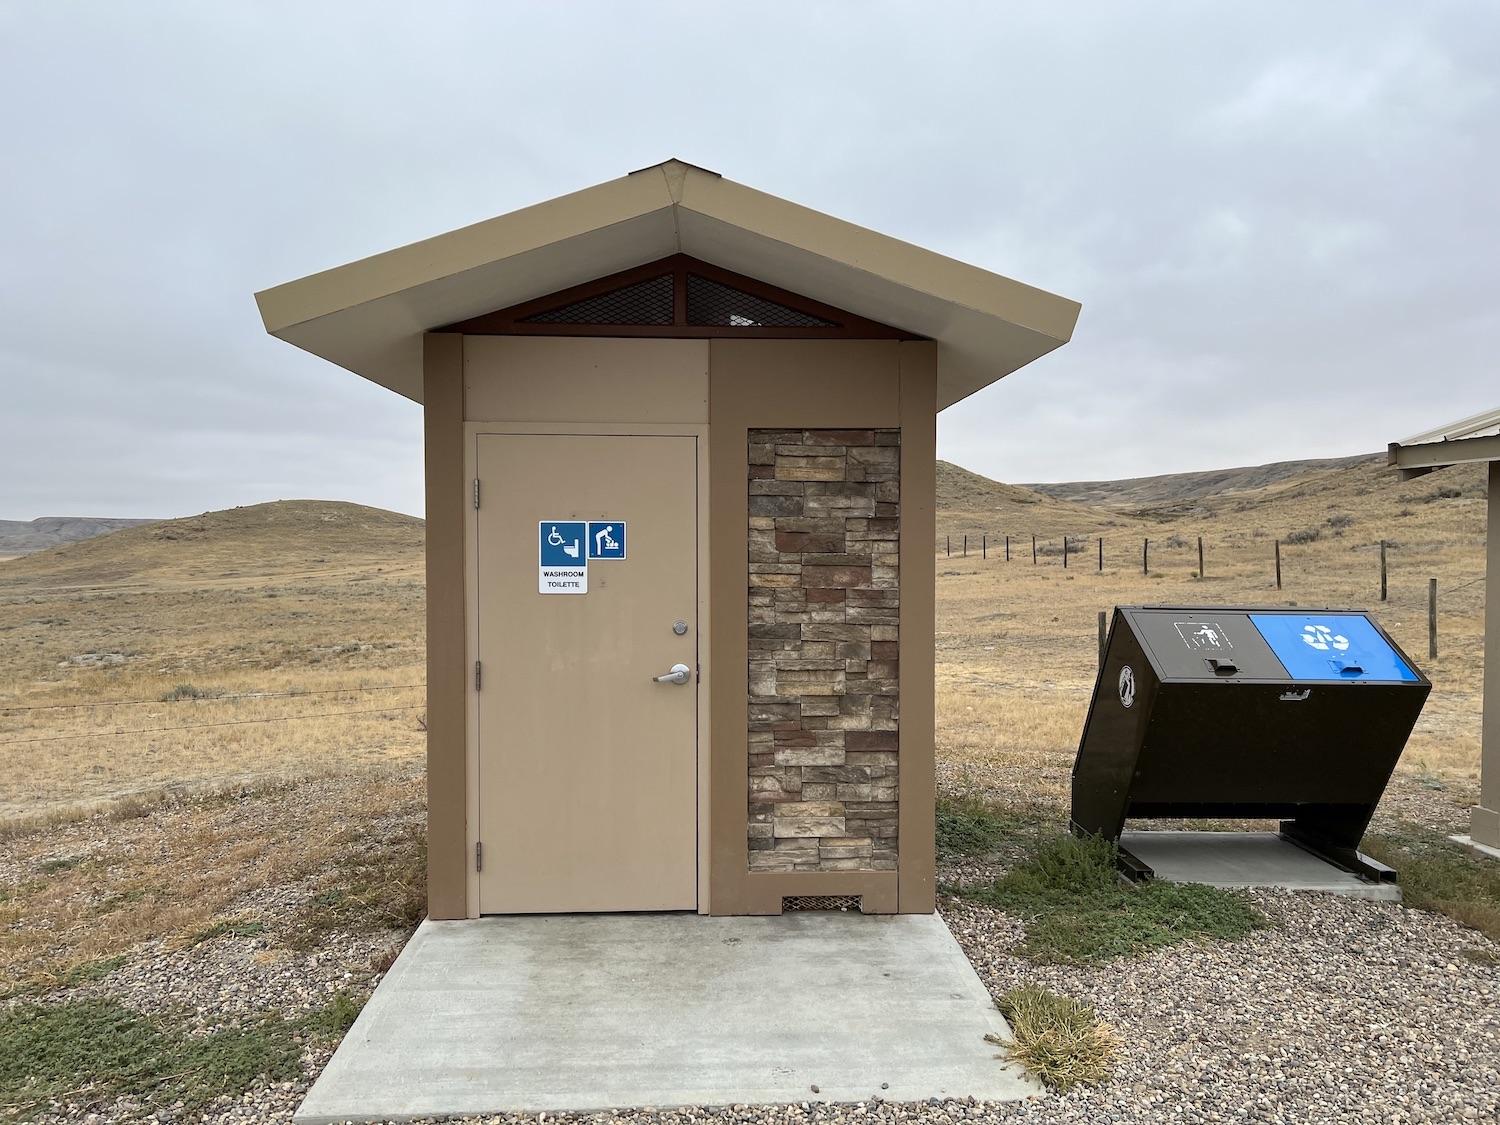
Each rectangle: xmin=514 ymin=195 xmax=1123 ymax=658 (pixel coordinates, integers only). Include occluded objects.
xmin=0 ymin=455 xmax=1488 ymax=985
xmin=0 ymin=767 xmax=423 ymax=996
xmin=0 ymin=501 xmax=426 ymax=817
xmin=936 ymin=455 xmax=1489 ymax=801
xmin=991 ymin=985 xmax=1119 ymax=1092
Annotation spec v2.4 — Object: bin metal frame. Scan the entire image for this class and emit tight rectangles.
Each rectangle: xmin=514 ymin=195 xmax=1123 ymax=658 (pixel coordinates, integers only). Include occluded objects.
xmin=1071 ymin=605 xmax=1431 ymax=883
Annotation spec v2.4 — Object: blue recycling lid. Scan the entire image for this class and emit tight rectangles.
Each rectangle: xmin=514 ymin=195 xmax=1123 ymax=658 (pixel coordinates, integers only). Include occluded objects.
xmin=1248 ymin=613 xmax=1419 ymax=682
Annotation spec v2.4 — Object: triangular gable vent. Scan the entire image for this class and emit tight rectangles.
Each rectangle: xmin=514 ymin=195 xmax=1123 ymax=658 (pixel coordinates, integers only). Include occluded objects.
xmin=522 ymin=273 xmax=673 ymax=326
xmin=685 ymin=274 xmax=835 ymax=328
xmin=444 ymin=255 xmax=919 ymax=340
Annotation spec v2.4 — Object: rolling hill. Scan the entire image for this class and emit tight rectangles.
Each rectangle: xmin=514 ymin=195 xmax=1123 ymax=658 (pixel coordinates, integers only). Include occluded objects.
xmin=0 ymin=500 xmax=423 ymax=589
xmin=0 ymin=516 xmax=160 ymax=557
xmin=1024 ymin=453 xmax=1383 ymax=511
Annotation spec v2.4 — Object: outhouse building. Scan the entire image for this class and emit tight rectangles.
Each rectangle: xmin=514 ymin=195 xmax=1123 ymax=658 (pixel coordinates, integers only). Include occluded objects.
xmin=256 ymin=159 xmax=1080 ymax=918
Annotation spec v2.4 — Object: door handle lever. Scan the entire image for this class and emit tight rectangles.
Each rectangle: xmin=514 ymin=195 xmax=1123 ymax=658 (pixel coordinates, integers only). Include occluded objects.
xmin=653 ymin=663 xmax=692 ymax=685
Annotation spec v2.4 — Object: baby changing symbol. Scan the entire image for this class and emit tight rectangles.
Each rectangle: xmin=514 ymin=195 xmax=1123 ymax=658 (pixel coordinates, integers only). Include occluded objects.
xmin=587 ymin=520 xmax=627 ymax=560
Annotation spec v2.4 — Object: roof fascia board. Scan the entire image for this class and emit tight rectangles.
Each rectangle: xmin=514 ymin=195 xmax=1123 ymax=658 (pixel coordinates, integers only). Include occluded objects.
xmin=255 ymin=171 xmax=676 ymax=335
xmin=1389 ymin=431 xmax=1500 ymax=472
xmin=675 ymin=167 xmax=1081 ymax=346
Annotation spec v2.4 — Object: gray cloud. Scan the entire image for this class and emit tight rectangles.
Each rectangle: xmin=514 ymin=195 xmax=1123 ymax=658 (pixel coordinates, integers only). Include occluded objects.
xmin=1 ymin=1 xmax=1494 ymax=518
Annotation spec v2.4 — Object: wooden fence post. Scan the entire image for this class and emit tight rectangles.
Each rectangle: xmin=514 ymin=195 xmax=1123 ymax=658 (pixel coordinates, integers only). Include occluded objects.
xmin=1032 ymin=535 xmax=1037 ymax=565
xmin=1098 ymin=610 xmax=1108 ymax=669
xmin=1197 ymin=536 xmax=1204 ymax=579
xmin=946 ymin=536 xmax=950 ymax=557
xmin=1005 ymin=534 xmax=1010 ymax=562
xmin=1380 ymin=540 xmax=1388 ymax=602
xmin=1275 ymin=539 xmax=1282 ymax=589
xmin=1063 ymin=536 xmax=1069 ymax=569
xmin=1098 ymin=537 xmax=1103 ymax=573
xmin=1429 ymin=578 xmax=1438 ymax=659
xmin=1142 ymin=538 xmax=1149 ymax=575
xmin=962 ymin=535 xmax=967 ymax=558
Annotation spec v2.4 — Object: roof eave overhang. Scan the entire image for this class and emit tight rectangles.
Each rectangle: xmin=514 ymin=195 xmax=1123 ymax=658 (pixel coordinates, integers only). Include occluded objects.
xmin=1388 ymin=432 xmax=1500 ymax=480
xmin=255 ymin=161 xmax=1082 ymax=411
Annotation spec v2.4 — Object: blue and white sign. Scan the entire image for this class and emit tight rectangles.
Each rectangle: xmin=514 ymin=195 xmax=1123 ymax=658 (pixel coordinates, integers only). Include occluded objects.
xmin=588 ymin=520 xmax=627 ymax=560
xmin=538 ymin=521 xmax=587 ymax=594
xmin=1249 ymin=613 xmax=1419 ymax=682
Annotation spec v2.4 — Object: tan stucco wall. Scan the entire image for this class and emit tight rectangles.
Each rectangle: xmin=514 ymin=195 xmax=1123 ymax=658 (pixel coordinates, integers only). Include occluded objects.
xmin=423 ymin=334 xmax=468 ymax=920
xmin=463 ymin=337 xmax=708 ymax=423
xmin=423 ymin=333 xmax=939 ymax=918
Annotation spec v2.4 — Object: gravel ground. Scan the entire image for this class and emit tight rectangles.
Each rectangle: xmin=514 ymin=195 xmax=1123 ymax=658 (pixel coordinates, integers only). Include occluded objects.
xmin=11 ymin=768 xmax=1500 ymax=1124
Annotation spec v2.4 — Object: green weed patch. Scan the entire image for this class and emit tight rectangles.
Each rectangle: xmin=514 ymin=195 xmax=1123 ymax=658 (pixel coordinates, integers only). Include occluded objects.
xmin=955 ymin=833 xmax=1266 ymax=963
xmin=1362 ymin=825 xmax=1500 ymax=942
xmin=936 ymin=793 xmax=1028 ymax=858
xmin=0 ymin=998 xmax=301 ymax=1118
xmin=300 ymin=990 xmax=365 ymax=1044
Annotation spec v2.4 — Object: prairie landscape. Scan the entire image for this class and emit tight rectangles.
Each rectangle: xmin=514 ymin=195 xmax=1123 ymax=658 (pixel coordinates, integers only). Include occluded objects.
xmin=0 ymin=501 xmax=426 ymax=818
xmin=0 ymin=453 xmax=1487 ymax=823
xmin=934 ymin=453 xmax=1491 ymax=818
xmin=0 ymin=453 xmax=1494 ymax=1121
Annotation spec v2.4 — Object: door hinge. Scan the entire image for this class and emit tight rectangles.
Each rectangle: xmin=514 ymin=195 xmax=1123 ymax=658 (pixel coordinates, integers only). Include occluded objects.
xmin=473 ymin=478 xmax=481 ymax=509
xmin=474 ymin=841 xmax=483 ymax=872
xmin=474 ymin=660 xmax=482 ymax=691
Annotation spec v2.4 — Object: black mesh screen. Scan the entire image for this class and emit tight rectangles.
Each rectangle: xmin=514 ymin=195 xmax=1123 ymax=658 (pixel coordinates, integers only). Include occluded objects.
xmin=686 ymin=274 xmax=838 ymax=328
xmin=522 ymin=275 xmax=674 ymax=325
xmin=782 ymin=895 xmax=861 ymax=912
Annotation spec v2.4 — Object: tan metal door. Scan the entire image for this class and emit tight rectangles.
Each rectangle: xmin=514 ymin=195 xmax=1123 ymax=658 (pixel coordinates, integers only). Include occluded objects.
xmin=475 ymin=433 xmax=698 ymax=913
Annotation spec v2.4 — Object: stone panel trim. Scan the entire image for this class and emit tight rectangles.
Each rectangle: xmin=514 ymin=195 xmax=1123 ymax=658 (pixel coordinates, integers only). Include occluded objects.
xmin=748 ymin=428 xmax=900 ymax=872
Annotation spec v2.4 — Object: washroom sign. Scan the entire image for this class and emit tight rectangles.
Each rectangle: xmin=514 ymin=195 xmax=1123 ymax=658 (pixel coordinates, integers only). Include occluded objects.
xmin=538 ymin=520 xmax=627 ymax=594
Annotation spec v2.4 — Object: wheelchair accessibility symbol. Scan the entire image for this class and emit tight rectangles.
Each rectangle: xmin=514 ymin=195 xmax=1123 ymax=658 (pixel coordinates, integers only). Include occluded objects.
xmin=538 ymin=521 xmax=588 ymax=594
xmin=545 ymin=525 xmax=581 ymax=559
xmin=540 ymin=522 xmax=584 ymax=564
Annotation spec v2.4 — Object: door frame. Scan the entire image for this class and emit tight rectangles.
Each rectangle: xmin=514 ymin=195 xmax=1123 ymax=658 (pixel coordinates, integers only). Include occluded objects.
xmin=463 ymin=421 xmax=712 ymax=917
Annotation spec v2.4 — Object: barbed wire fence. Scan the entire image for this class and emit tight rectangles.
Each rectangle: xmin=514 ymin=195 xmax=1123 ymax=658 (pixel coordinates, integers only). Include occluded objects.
xmin=940 ymin=529 xmax=1486 ymax=668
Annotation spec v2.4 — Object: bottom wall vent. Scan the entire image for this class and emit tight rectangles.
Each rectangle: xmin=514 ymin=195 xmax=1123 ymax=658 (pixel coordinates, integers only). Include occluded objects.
xmin=782 ymin=894 xmax=862 ymax=913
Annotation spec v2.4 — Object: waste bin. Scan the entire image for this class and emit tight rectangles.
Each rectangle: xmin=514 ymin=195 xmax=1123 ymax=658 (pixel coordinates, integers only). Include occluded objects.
xmin=1071 ymin=606 xmax=1430 ymax=882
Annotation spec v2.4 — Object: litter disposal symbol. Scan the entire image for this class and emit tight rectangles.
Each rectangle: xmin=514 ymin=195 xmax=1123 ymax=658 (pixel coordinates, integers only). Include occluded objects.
xmin=1301 ymin=623 xmax=1350 ymax=652
xmin=1118 ymin=664 xmax=1136 ymax=709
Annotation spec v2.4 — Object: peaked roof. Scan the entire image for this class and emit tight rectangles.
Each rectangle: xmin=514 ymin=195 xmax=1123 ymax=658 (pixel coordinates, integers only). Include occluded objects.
xmin=255 ymin=159 xmax=1081 ymax=410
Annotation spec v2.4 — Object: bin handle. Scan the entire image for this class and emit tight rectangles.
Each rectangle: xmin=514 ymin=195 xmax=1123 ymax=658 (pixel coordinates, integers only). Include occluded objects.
xmin=1279 ymin=689 xmax=1311 ymax=702
xmin=1205 ymin=658 xmax=1238 ymax=676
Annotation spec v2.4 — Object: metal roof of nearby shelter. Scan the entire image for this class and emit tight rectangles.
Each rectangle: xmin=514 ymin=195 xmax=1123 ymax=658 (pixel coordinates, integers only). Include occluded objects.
xmin=1389 ymin=405 xmax=1500 ymax=478
xmin=255 ymin=159 xmax=1082 ymax=411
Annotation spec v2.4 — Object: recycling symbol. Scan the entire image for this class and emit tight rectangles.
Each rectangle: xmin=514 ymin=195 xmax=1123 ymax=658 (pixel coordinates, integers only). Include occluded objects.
xmin=1301 ymin=623 xmax=1350 ymax=652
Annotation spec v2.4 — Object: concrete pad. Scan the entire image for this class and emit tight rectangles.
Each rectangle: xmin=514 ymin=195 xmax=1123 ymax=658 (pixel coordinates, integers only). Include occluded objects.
xmin=295 ymin=912 xmax=1035 ymax=1122
xmin=1451 ymin=834 xmax=1500 ymax=861
xmin=1121 ymin=831 xmax=1402 ymax=901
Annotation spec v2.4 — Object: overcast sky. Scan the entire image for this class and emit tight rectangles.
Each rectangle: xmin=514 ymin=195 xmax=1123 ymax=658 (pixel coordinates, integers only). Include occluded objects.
xmin=1 ymin=2 xmax=1495 ymax=520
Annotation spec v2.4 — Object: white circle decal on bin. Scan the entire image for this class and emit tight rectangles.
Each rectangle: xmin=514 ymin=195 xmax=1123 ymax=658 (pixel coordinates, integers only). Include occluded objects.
xmin=1118 ymin=665 xmax=1136 ymax=709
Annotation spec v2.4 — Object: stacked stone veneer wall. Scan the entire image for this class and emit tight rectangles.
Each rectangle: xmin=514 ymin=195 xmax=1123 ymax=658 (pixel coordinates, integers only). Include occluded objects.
xmin=747 ymin=428 xmax=900 ymax=872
